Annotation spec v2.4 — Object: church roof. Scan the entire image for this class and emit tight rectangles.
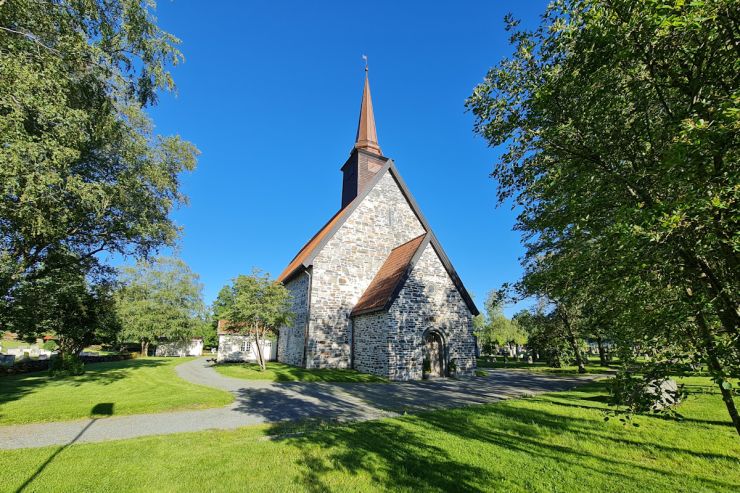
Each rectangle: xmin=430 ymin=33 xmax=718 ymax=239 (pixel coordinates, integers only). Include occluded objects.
xmin=277 ymin=205 xmax=352 ymax=283
xmin=276 ymin=160 xmax=479 ymax=316
xmin=351 ymin=234 xmax=428 ymax=316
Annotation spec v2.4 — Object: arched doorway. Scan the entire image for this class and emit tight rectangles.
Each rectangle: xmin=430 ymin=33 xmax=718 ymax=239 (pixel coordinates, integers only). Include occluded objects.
xmin=422 ymin=330 xmax=445 ymax=378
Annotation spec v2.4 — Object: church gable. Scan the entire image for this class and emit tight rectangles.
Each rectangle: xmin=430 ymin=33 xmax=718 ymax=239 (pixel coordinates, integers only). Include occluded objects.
xmin=385 ymin=243 xmax=477 ymax=379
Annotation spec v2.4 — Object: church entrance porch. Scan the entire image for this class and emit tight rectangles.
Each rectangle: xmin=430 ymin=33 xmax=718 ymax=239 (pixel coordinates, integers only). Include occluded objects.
xmin=422 ymin=330 xmax=445 ymax=379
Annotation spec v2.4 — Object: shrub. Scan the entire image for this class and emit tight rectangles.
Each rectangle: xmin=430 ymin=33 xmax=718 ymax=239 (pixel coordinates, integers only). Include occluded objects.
xmin=49 ymin=354 xmax=85 ymax=378
xmin=43 ymin=340 xmax=58 ymax=351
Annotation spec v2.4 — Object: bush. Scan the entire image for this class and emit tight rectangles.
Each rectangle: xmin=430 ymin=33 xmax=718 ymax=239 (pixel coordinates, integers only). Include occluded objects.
xmin=608 ymin=371 xmax=685 ymax=417
xmin=43 ymin=340 xmax=58 ymax=351
xmin=49 ymin=354 xmax=85 ymax=378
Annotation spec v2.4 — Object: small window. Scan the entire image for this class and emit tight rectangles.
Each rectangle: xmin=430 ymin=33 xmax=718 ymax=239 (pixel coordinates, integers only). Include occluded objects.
xmin=240 ymin=340 xmax=251 ymax=353
xmin=388 ymin=208 xmax=394 ymax=227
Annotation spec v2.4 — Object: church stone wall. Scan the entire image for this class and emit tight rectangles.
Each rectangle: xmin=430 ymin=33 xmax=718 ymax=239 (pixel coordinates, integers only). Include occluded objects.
xmin=387 ymin=244 xmax=476 ymax=380
xmin=352 ymin=311 xmax=390 ymax=377
xmin=277 ymin=272 xmax=309 ymax=366
xmin=308 ymin=171 xmax=425 ymax=369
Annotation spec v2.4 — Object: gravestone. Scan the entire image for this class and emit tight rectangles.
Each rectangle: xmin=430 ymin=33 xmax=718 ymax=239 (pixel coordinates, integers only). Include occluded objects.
xmin=648 ymin=379 xmax=681 ymax=410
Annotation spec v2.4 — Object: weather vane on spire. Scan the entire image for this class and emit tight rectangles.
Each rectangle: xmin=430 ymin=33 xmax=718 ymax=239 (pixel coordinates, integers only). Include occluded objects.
xmin=362 ymin=54 xmax=368 ymax=72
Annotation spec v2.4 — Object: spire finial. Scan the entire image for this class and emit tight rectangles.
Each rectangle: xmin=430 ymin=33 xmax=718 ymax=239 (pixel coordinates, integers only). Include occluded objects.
xmin=354 ymin=57 xmax=382 ymax=155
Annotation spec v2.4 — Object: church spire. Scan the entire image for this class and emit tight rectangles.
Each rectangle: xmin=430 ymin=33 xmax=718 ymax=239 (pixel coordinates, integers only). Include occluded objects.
xmin=354 ymin=64 xmax=382 ymax=156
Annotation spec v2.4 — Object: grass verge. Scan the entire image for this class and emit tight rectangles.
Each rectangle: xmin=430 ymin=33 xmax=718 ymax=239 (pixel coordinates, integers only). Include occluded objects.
xmin=0 ymin=377 xmax=737 ymax=492
xmin=0 ymin=357 xmax=233 ymax=425
xmin=214 ymin=361 xmax=387 ymax=382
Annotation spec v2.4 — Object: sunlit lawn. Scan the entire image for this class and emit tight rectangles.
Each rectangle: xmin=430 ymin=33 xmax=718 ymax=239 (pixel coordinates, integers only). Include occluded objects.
xmin=1 ymin=376 xmax=737 ymax=492
xmin=0 ymin=358 xmax=233 ymax=425
xmin=477 ymin=356 xmax=617 ymax=375
xmin=214 ymin=361 xmax=387 ymax=383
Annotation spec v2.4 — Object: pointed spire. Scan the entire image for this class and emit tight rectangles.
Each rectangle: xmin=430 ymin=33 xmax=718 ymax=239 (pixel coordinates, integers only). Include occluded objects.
xmin=354 ymin=64 xmax=382 ymax=155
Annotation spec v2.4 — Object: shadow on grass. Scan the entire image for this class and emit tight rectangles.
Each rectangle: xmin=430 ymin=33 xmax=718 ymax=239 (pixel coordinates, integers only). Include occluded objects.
xmin=281 ymin=419 xmax=492 ymax=492
xmin=14 ymin=403 xmax=114 ymax=492
xmin=0 ymin=359 xmax=167 ymax=421
xmin=264 ymin=382 xmax=738 ymax=492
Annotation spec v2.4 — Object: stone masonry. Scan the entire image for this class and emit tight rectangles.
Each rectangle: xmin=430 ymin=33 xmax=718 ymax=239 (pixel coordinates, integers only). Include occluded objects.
xmin=307 ymin=171 xmax=425 ymax=368
xmin=386 ymin=244 xmax=476 ymax=380
xmin=277 ymin=271 xmax=309 ymax=366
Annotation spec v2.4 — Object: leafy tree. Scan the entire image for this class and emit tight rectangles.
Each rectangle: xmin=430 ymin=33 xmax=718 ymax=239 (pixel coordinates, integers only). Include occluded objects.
xmin=0 ymin=0 xmax=198 ymax=328
xmin=221 ymin=270 xmax=293 ymax=371
xmin=7 ymin=258 xmax=119 ymax=360
xmin=515 ymin=309 xmax=571 ymax=368
xmin=116 ymin=257 xmax=205 ymax=356
xmin=467 ymin=0 xmax=739 ymax=432
xmin=475 ymin=291 xmax=527 ymax=356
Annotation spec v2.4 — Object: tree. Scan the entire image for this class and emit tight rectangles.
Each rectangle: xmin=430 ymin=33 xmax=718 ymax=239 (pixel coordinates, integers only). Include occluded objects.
xmin=467 ymin=0 xmax=739 ymax=433
xmin=8 ymin=258 xmax=119 ymax=358
xmin=222 ymin=270 xmax=293 ymax=371
xmin=116 ymin=257 xmax=205 ymax=356
xmin=0 ymin=0 xmax=198 ymax=328
xmin=515 ymin=309 xmax=570 ymax=368
xmin=475 ymin=291 xmax=527 ymax=356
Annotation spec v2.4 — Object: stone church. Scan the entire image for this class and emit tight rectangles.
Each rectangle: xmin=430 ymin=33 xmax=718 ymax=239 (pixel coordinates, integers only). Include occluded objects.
xmin=276 ymin=70 xmax=478 ymax=380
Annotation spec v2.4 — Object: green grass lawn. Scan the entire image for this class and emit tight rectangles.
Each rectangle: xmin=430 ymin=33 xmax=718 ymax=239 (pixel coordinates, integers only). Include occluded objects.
xmin=214 ymin=361 xmax=388 ymax=382
xmin=1 ymin=376 xmax=737 ymax=492
xmin=0 ymin=358 xmax=233 ymax=425
xmin=477 ymin=357 xmax=617 ymax=375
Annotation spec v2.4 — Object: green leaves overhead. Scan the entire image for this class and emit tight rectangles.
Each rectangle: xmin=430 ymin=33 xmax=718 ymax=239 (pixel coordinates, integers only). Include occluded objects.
xmin=468 ymin=0 xmax=739 ymax=433
xmin=0 ymin=0 xmax=198 ymax=324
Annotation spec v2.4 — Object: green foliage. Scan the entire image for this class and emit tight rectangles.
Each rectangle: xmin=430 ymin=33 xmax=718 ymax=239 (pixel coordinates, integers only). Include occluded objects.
xmin=467 ymin=0 xmax=739 ymax=431
xmin=0 ymin=0 xmax=198 ymax=329
xmin=116 ymin=257 xmax=205 ymax=355
xmin=475 ymin=291 xmax=527 ymax=354
xmin=49 ymin=353 xmax=85 ymax=378
xmin=6 ymin=261 xmax=119 ymax=355
xmin=515 ymin=309 xmax=572 ymax=367
xmin=42 ymin=340 xmax=58 ymax=351
xmin=221 ymin=270 xmax=293 ymax=370
xmin=607 ymin=371 xmax=686 ymax=420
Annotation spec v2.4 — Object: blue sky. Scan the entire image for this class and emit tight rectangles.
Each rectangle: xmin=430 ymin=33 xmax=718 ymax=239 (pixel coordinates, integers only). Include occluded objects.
xmin=141 ymin=0 xmax=548 ymax=317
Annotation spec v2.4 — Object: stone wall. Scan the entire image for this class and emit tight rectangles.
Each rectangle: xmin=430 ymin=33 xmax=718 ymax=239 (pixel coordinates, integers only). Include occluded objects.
xmin=352 ymin=311 xmax=390 ymax=377
xmin=387 ymin=244 xmax=476 ymax=380
xmin=308 ymin=170 xmax=425 ymax=368
xmin=277 ymin=273 xmax=309 ymax=366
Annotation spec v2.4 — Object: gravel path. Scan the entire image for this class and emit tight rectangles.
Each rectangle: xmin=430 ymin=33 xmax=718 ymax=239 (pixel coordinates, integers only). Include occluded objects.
xmin=0 ymin=358 xmax=600 ymax=450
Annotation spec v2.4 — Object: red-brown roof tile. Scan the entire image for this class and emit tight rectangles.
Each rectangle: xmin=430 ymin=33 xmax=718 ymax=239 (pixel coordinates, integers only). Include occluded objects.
xmin=351 ymin=234 xmax=427 ymax=316
xmin=277 ymin=204 xmax=353 ymax=283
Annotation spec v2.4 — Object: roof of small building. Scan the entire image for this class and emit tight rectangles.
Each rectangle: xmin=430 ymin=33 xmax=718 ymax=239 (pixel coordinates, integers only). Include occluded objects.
xmin=351 ymin=234 xmax=428 ymax=316
xmin=217 ymin=319 xmax=248 ymax=335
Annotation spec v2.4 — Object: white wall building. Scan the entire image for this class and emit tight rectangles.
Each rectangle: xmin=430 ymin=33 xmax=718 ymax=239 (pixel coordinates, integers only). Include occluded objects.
xmin=155 ymin=338 xmax=204 ymax=357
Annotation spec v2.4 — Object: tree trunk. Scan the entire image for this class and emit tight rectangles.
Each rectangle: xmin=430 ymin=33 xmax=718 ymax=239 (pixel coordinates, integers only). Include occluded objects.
xmin=697 ymin=313 xmax=740 ymax=437
xmin=141 ymin=340 xmax=145 ymax=357
xmin=597 ymin=336 xmax=607 ymax=366
xmin=559 ymin=308 xmax=586 ymax=373
xmin=253 ymin=324 xmax=265 ymax=371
